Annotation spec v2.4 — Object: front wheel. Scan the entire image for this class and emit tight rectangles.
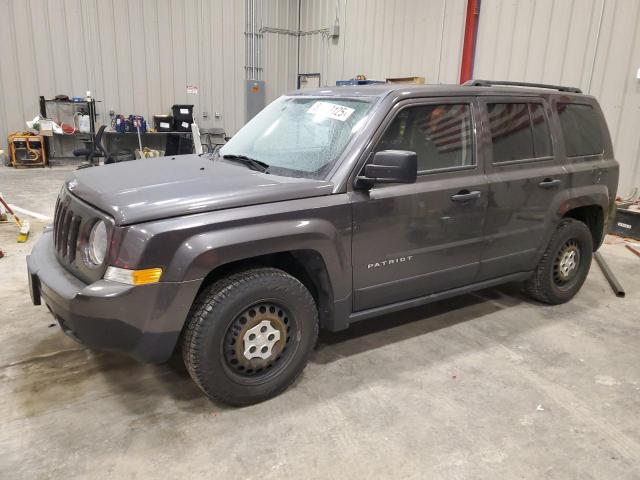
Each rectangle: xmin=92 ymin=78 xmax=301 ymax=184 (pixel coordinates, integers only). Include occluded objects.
xmin=525 ymin=218 xmax=593 ymax=304
xmin=181 ymin=268 xmax=318 ymax=406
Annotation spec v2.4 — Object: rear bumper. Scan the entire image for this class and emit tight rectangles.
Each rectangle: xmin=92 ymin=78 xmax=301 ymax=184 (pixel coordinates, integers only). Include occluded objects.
xmin=27 ymin=229 xmax=201 ymax=363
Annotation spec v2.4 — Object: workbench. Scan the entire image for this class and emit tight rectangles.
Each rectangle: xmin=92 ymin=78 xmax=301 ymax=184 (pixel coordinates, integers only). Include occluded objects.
xmin=103 ymin=130 xmax=193 ymax=157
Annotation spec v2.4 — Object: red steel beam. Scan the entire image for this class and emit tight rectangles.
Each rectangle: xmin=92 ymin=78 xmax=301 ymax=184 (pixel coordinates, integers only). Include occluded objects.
xmin=459 ymin=0 xmax=481 ymax=84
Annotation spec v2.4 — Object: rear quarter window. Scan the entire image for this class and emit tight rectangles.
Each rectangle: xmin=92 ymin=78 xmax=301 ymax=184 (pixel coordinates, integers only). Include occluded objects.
xmin=557 ymin=103 xmax=604 ymax=157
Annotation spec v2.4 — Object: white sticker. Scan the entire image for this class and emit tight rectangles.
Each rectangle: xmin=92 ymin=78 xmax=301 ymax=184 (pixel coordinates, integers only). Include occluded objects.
xmin=160 ymin=122 xmax=170 ymax=128
xmin=182 ymin=121 xmax=189 ymax=128
xmin=187 ymin=85 xmax=198 ymax=95
xmin=307 ymin=101 xmax=355 ymax=122
xmin=180 ymin=108 xmax=189 ymax=114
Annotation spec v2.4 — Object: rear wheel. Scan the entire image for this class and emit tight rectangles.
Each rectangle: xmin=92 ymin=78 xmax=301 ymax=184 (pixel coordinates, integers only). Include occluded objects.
xmin=525 ymin=218 xmax=593 ymax=304
xmin=181 ymin=268 xmax=318 ymax=406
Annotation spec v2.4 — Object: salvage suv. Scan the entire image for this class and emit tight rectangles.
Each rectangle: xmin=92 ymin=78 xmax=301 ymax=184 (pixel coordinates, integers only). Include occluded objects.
xmin=27 ymin=80 xmax=618 ymax=405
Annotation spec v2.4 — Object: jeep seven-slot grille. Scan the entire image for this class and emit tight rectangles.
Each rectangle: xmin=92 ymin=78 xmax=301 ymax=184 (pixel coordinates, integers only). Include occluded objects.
xmin=52 ymin=188 xmax=111 ymax=285
xmin=53 ymin=197 xmax=82 ymax=263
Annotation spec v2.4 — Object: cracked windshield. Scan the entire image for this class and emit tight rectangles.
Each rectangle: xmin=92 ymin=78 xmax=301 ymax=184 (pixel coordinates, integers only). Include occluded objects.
xmin=220 ymin=96 xmax=375 ymax=179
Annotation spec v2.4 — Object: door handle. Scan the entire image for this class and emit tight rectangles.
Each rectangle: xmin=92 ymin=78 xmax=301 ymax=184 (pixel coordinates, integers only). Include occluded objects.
xmin=538 ymin=178 xmax=561 ymax=189
xmin=450 ymin=190 xmax=481 ymax=202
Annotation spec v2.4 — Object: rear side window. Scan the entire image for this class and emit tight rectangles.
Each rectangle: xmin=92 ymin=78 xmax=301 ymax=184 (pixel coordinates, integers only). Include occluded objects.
xmin=557 ymin=103 xmax=604 ymax=157
xmin=376 ymin=103 xmax=474 ymax=172
xmin=487 ymin=103 xmax=553 ymax=163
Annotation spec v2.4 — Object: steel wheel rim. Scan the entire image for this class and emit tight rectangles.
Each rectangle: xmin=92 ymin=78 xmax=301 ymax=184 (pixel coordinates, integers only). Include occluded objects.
xmin=553 ymin=238 xmax=581 ymax=288
xmin=223 ymin=301 xmax=294 ymax=380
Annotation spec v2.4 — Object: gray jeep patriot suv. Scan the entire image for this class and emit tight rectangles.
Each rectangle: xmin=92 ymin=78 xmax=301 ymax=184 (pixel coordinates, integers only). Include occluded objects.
xmin=27 ymin=80 xmax=618 ymax=405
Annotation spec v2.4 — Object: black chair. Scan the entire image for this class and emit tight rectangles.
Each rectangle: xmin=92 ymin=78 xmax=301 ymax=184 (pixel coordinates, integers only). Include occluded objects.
xmin=73 ymin=125 xmax=108 ymax=165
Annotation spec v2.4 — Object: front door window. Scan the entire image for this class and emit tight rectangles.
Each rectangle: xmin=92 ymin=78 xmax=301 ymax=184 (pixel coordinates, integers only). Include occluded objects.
xmin=376 ymin=104 xmax=474 ymax=172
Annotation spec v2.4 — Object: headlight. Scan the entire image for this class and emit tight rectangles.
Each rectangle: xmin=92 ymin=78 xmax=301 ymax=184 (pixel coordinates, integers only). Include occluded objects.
xmin=87 ymin=220 xmax=108 ymax=266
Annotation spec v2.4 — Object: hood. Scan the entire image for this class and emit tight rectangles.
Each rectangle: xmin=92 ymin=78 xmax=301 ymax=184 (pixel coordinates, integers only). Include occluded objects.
xmin=66 ymin=155 xmax=334 ymax=225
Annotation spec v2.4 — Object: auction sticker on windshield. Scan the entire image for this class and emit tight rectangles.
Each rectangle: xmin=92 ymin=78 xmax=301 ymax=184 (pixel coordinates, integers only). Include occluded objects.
xmin=307 ymin=101 xmax=355 ymax=122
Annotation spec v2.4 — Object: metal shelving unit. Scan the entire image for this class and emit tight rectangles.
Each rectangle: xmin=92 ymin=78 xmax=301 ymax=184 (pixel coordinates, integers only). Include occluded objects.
xmin=38 ymin=96 xmax=99 ymax=158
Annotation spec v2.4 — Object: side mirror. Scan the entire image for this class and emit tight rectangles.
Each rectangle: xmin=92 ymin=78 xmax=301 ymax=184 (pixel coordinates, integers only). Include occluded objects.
xmin=357 ymin=150 xmax=418 ymax=187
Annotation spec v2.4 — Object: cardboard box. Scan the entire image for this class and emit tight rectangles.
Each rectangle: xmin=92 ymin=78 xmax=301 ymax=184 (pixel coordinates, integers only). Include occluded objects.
xmin=386 ymin=76 xmax=426 ymax=85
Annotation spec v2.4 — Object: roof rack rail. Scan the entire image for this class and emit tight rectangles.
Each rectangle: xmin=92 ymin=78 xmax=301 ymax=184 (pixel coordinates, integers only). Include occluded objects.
xmin=463 ymin=79 xmax=582 ymax=94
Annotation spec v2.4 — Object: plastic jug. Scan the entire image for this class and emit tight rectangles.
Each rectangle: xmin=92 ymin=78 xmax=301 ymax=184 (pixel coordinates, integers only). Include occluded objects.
xmin=77 ymin=114 xmax=90 ymax=133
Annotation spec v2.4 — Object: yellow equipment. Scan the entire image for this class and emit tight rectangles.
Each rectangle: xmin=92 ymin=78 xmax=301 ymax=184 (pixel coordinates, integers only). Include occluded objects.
xmin=8 ymin=132 xmax=47 ymax=168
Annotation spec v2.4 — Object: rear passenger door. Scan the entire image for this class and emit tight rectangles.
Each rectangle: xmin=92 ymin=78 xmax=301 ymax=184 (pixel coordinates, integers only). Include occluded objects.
xmin=477 ymin=98 xmax=568 ymax=280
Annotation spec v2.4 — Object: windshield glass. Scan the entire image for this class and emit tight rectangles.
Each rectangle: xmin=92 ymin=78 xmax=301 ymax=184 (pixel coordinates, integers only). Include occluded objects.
xmin=220 ymin=96 xmax=375 ymax=179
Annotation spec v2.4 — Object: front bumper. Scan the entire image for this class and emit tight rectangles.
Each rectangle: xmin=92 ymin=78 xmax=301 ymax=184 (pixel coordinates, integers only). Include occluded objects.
xmin=27 ymin=229 xmax=201 ymax=363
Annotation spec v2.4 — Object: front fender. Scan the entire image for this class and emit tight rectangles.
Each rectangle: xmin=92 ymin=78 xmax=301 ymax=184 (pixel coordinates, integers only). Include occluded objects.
xmin=166 ymin=218 xmax=351 ymax=300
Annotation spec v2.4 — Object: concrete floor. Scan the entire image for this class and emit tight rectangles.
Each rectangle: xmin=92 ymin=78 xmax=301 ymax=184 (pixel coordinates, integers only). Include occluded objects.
xmin=1 ymin=164 xmax=639 ymax=479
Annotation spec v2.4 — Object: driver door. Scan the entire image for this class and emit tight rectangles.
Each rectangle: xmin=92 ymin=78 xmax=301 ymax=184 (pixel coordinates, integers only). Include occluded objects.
xmin=351 ymin=98 xmax=488 ymax=311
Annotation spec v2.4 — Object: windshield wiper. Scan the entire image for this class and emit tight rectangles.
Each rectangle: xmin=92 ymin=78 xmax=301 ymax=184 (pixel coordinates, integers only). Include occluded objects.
xmin=222 ymin=154 xmax=269 ymax=173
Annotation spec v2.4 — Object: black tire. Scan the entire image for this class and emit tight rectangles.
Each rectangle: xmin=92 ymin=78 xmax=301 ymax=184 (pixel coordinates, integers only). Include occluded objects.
xmin=181 ymin=268 xmax=318 ymax=406
xmin=525 ymin=218 xmax=593 ymax=304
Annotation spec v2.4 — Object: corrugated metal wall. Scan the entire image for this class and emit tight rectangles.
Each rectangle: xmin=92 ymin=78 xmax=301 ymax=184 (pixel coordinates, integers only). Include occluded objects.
xmin=2 ymin=0 xmax=639 ymax=195
xmin=1 ymin=0 xmax=467 ymax=154
xmin=0 ymin=0 xmax=297 ymax=154
xmin=262 ymin=0 xmax=299 ymax=100
xmin=298 ymin=0 xmax=468 ymax=86
xmin=474 ymin=0 xmax=640 ymax=196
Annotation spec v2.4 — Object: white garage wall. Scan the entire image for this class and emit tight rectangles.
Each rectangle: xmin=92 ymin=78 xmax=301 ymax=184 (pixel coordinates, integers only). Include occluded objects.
xmin=474 ymin=0 xmax=640 ymax=196
xmin=1 ymin=0 xmax=468 ymax=154
xmin=298 ymin=0 xmax=468 ymax=86
xmin=262 ymin=0 xmax=299 ymax=100
xmin=2 ymin=0 xmax=639 ymax=196
xmin=0 ymin=0 xmax=298 ymax=153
